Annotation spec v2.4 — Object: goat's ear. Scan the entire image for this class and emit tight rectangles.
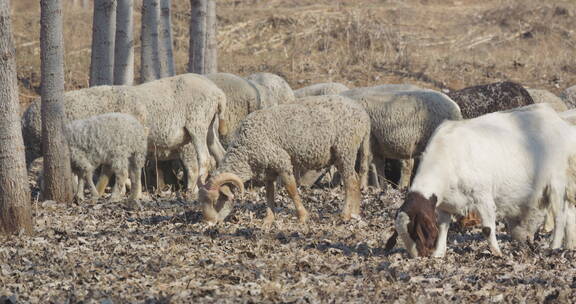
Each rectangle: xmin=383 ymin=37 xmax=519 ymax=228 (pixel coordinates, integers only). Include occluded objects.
xmin=429 ymin=194 xmax=438 ymax=207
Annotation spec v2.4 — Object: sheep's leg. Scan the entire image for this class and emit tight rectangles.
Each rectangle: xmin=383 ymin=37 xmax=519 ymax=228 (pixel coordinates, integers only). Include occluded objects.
xmin=373 ymin=155 xmax=387 ymax=187
xmin=75 ymin=174 xmax=86 ymax=201
xmin=336 ymin=159 xmax=362 ymax=221
xmin=186 ymin=126 xmax=211 ymax=182
xmin=110 ymin=168 xmax=128 ymax=202
xmin=476 ymin=200 xmax=502 ymax=256
xmin=207 ymin=114 xmax=226 ymax=166
xmin=263 ymin=174 xmax=278 ymax=229
xmin=84 ymin=169 xmax=100 ymax=199
xmin=357 ymin=133 xmax=371 ymax=190
xmin=280 ymin=172 xmax=309 ymax=223
xmin=96 ymin=165 xmax=113 ymax=195
xmin=398 ymin=159 xmax=414 ymax=189
xmin=368 ymin=163 xmax=380 ymax=188
xmin=128 ymin=156 xmax=143 ymax=201
xmin=179 ymin=144 xmax=200 ymax=193
xmin=431 ymin=210 xmax=451 ymax=258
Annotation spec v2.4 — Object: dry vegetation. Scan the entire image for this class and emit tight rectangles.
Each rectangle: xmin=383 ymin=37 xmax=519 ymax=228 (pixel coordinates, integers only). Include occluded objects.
xmin=3 ymin=0 xmax=576 ymax=302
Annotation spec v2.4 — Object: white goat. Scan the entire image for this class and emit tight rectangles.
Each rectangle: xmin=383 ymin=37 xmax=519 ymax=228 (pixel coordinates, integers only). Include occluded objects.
xmin=392 ymin=104 xmax=576 ymax=258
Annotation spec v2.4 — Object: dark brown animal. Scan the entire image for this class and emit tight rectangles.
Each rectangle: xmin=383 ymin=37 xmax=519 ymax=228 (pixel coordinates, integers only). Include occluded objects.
xmin=448 ymin=81 xmax=534 ymax=118
xmin=386 ymin=192 xmax=439 ymax=256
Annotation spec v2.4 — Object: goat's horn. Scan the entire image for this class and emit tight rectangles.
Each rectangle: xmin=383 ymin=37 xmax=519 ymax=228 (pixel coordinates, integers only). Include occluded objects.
xmin=210 ymin=173 xmax=244 ymax=194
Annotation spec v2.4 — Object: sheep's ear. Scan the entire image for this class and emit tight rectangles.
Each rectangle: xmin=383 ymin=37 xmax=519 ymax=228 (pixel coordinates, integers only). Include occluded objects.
xmin=429 ymin=194 xmax=438 ymax=207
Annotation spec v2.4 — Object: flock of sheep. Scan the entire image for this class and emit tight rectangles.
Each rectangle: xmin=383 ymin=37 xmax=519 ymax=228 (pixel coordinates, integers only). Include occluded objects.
xmin=21 ymin=72 xmax=576 ymax=258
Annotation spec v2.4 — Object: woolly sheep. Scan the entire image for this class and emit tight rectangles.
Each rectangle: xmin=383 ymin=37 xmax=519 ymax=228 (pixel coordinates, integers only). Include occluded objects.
xmin=197 ymin=95 xmax=371 ymax=226
xmin=391 ymin=104 xmax=576 ymax=258
xmin=447 ymin=81 xmax=534 ymax=118
xmin=560 ymin=85 xmax=576 ymax=109
xmin=245 ymin=72 xmax=296 ymax=105
xmin=294 ymin=82 xmax=349 ymax=98
xmin=340 ymin=88 xmax=462 ymax=189
xmin=206 ymin=73 xmax=276 ymax=148
xmin=65 ymin=113 xmax=147 ymax=202
xmin=526 ymin=88 xmax=567 ymax=112
xmin=22 ymin=73 xmax=227 ymax=192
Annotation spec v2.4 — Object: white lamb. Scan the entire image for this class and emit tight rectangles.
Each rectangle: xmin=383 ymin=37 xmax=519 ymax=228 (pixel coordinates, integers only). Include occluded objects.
xmin=65 ymin=113 xmax=148 ymax=202
xmin=391 ymin=104 xmax=576 ymax=258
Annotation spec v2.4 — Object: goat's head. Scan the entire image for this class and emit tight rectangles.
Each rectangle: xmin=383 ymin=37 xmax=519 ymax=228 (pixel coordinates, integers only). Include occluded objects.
xmin=198 ymin=173 xmax=244 ymax=224
xmin=395 ymin=191 xmax=439 ymax=257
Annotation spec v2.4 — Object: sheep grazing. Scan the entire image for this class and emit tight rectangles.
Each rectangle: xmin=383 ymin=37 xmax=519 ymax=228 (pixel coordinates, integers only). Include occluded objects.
xmin=206 ymin=73 xmax=275 ymax=148
xmin=391 ymin=104 xmax=576 ymax=258
xmin=560 ymin=85 xmax=576 ymax=109
xmin=526 ymin=88 xmax=567 ymax=112
xmin=65 ymin=113 xmax=147 ymax=202
xmin=197 ymin=95 xmax=371 ymax=226
xmin=294 ymin=82 xmax=349 ymax=98
xmin=245 ymin=72 xmax=296 ymax=105
xmin=447 ymin=81 xmax=534 ymax=118
xmin=340 ymin=88 xmax=462 ymax=189
xmin=21 ymin=73 xmax=227 ymax=193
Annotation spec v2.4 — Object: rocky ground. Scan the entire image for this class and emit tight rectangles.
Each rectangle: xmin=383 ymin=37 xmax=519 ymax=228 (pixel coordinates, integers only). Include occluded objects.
xmin=1 ymin=171 xmax=576 ymax=302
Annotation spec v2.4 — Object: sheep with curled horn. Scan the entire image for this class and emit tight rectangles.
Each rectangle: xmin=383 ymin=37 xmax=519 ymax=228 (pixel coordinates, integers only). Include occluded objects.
xmin=198 ymin=95 xmax=371 ymax=227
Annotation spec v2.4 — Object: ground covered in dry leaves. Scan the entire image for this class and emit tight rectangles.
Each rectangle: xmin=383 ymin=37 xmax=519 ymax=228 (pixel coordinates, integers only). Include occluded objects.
xmin=2 ymin=179 xmax=576 ymax=303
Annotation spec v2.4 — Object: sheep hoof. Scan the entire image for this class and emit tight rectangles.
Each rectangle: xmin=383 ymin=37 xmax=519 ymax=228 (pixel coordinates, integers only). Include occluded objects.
xmin=297 ymin=209 xmax=309 ymax=223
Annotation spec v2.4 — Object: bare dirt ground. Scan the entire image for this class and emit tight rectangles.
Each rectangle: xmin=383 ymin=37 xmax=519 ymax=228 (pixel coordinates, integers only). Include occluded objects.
xmin=3 ymin=0 xmax=576 ymax=302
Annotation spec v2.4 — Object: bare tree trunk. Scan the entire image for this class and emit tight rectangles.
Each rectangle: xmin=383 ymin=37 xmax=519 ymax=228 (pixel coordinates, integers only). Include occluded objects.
xmin=159 ymin=0 xmax=174 ymax=77
xmin=41 ymin=0 xmax=74 ymax=203
xmin=188 ymin=0 xmax=217 ymax=74
xmin=0 ymin=0 xmax=33 ymax=235
xmin=89 ymin=0 xmax=116 ymax=86
xmin=82 ymin=0 xmax=89 ymax=8
xmin=141 ymin=0 xmax=161 ymax=82
xmin=114 ymin=0 xmax=134 ymax=85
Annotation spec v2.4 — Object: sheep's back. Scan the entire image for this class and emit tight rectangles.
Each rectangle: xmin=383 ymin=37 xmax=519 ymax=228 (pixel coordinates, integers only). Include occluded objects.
xmin=344 ymin=90 xmax=461 ymax=159
xmin=447 ymin=81 xmax=534 ymax=118
xmin=232 ymin=95 xmax=370 ymax=169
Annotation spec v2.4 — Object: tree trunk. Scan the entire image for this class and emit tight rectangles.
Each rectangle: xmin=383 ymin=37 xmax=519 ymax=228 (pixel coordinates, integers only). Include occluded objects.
xmin=114 ymin=0 xmax=134 ymax=85
xmin=0 ymin=0 xmax=33 ymax=235
xmin=140 ymin=0 xmax=161 ymax=82
xmin=89 ymin=0 xmax=116 ymax=86
xmin=159 ymin=0 xmax=174 ymax=77
xmin=188 ymin=0 xmax=217 ymax=74
xmin=41 ymin=0 xmax=74 ymax=203
xmin=82 ymin=0 xmax=89 ymax=9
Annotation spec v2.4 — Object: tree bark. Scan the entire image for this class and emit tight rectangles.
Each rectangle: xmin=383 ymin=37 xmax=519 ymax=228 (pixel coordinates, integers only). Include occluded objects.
xmin=0 ymin=0 xmax=33 ymax=235
xmin=41 ymin=0 xmax=74 ymax=203
xmin=89 ymin=0 xmax=116 ymax=86
xmin=140 ymin=0 xmax=161 ymax=82
xmin=159 ymin=0 xmax=174 ymax=77
xmin=188 ymin=0 xmax=217 ymax=74
xmin=114 ymin=0 xmax=134 ymax=85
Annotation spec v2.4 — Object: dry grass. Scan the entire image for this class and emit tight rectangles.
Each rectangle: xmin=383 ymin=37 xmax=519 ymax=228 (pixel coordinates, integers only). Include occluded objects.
xmin=4 ymin=0 xmax=576 ymax=302
xmin=12 ymin=0 xmax=576 ymax=109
